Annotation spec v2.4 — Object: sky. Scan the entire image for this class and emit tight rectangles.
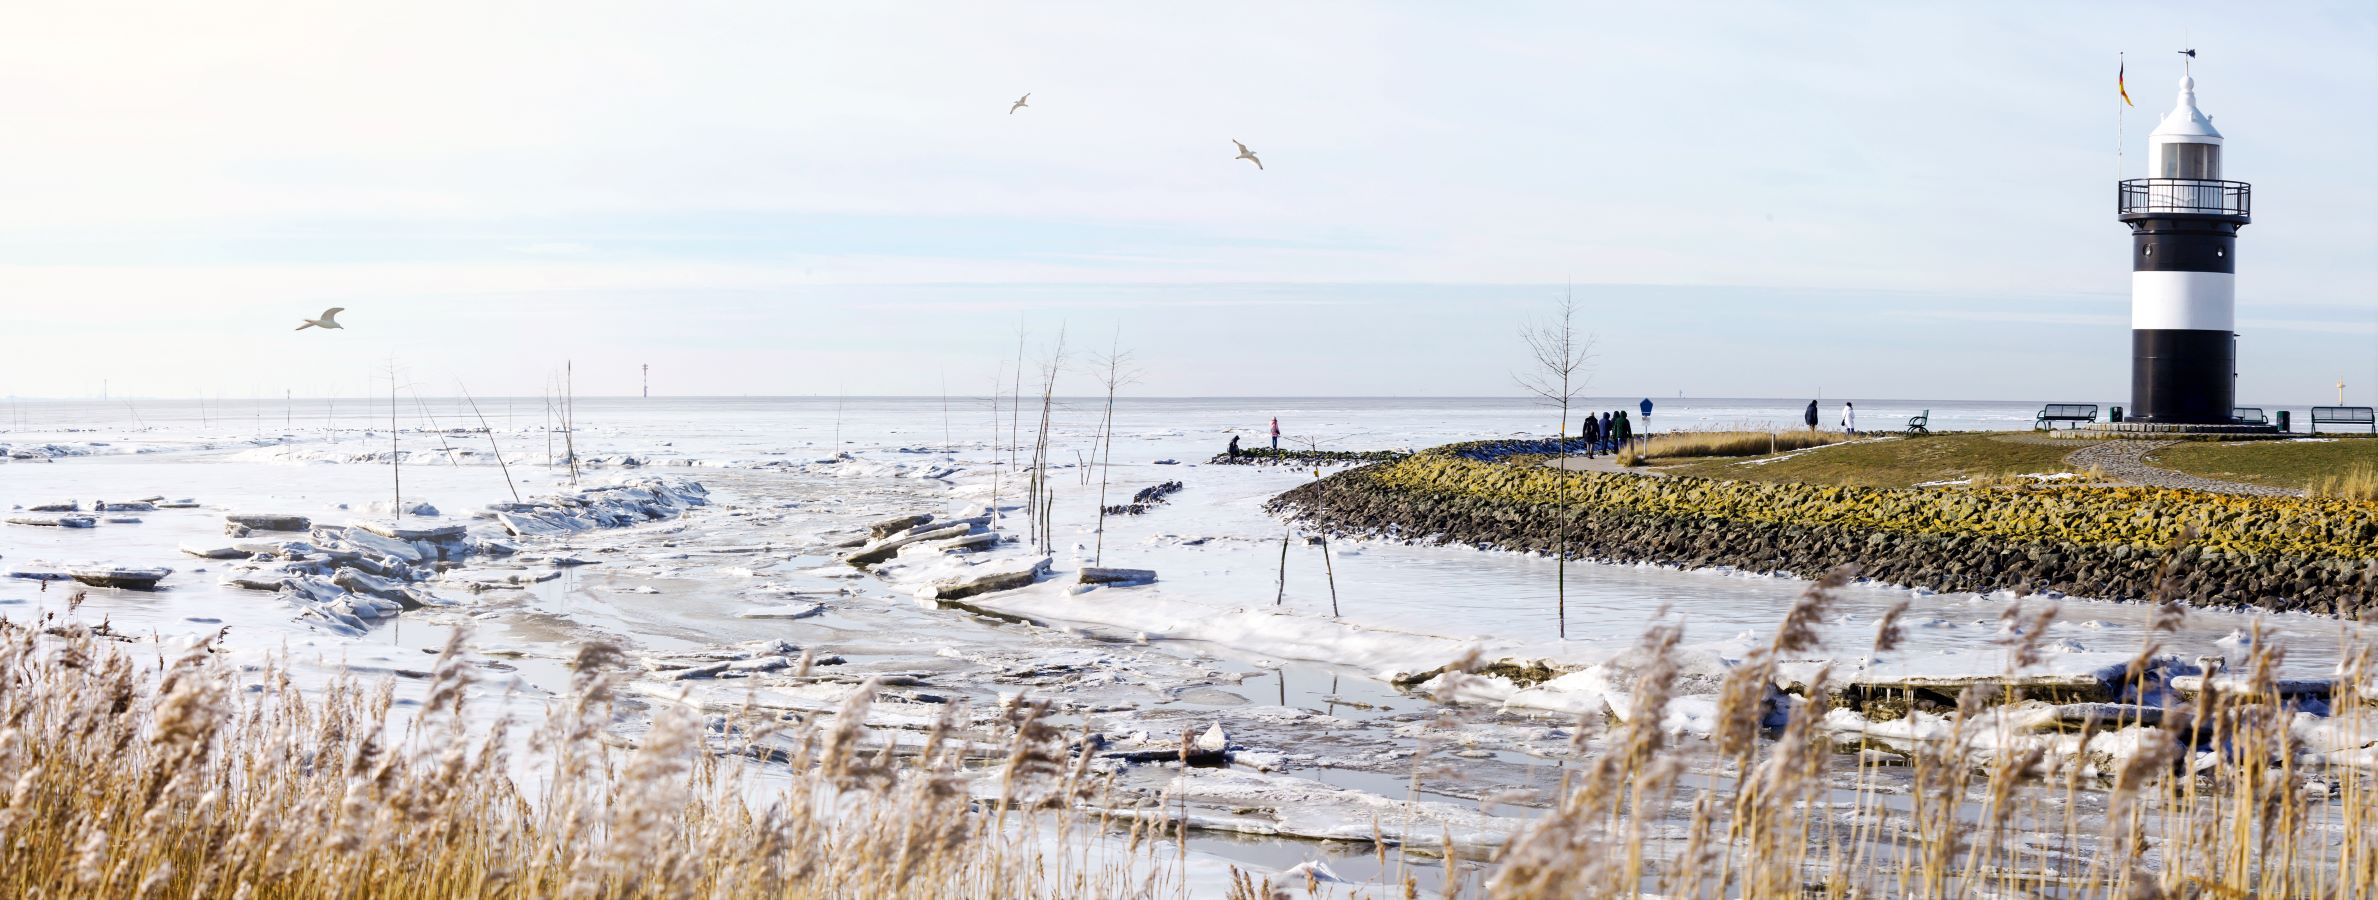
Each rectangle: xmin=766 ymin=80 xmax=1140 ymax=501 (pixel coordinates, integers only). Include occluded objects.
xmin=1 ymin=1 xmax=2372 ymax=402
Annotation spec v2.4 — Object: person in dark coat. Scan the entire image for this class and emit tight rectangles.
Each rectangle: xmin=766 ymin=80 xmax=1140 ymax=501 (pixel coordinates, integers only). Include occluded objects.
xmin=1227 ymin=435 xmax=1242 ymax=460
xmin=1614 ymin=411 xmax=1634 ymax=452
xmin=1804 ymin=400 xmax=1820 ymax=432
xmin=1601 ymin=411 xmax=1616 ymax=453
xmin=1581 ymin=413 xmax=1600 ymax=459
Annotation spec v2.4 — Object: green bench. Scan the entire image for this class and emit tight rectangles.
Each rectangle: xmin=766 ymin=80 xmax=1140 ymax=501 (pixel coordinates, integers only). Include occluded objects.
xmin=2034 ymin=403 xmax=2099 ymax=431
xmin=1905 ymin=410 xmax=1930 ymax=435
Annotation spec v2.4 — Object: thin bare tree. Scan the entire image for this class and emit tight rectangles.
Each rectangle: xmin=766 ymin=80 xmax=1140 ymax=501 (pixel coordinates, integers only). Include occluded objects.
xmin=1026 ymin=328 xmax=1068 ymax=554
xmin=1514 ymin=290 xmax=1598 ymax=639
xmin=988 ymin=365 xmax=1006 ymax=530
xmin=562 ymin=361 xmax=580 ymax=486
xmin=381 ymin=359 xmax=404 ymax=521
xmin=1089 ymin=335 xmax=1138 ymax=565
xmin=458 ymin=382 xmax=521 ymax=502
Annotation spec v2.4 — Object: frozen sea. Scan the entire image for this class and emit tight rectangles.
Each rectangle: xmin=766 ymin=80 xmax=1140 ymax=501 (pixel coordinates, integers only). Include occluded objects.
xmin=0 ymin=396 xmax=2355 ymax=890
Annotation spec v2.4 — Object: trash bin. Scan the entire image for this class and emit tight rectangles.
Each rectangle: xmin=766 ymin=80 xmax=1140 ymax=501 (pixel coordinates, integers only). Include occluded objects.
xmin=2110 ymin=406 xmax=2123 ymax=423
xmin=2276 ymin=409 xmax=2290 ymax=432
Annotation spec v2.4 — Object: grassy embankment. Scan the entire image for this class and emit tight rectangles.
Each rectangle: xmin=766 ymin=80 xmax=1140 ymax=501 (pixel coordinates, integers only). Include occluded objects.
xmin=1651 ymin=432 xmax=2080 ymax=489
xmin=2151 ymin=437 xmax=2378 ymax=498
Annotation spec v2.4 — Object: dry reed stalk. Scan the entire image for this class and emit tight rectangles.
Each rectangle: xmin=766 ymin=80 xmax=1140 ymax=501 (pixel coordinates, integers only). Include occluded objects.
xmin=1616 ymin=428 xmax=1852 ymax=466
xmin=2310 ymin=464 xmax=2378 ymax=501
xmin=0 ymin=619 xmax=1175 ymax=899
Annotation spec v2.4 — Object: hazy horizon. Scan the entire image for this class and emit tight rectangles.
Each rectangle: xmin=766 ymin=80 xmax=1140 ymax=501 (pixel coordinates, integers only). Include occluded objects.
xmin=3 ymin=3 xmax=2372 ymax=403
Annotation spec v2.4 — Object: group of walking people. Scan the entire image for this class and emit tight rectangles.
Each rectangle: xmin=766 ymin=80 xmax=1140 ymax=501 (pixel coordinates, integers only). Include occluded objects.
xmin=1576 ymin=408 xmax=1634 ymax=458
xmin=1802 ymin=400 xmax=1857 ymax=435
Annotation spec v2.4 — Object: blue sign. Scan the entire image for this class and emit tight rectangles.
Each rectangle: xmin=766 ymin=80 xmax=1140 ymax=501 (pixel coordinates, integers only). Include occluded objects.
xmin=1639 ymin=398 xmax=1653 ymax=418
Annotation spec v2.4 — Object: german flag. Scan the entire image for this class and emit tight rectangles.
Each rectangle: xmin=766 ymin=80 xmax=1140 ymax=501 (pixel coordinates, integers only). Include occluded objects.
xmin=2119 ymin=54 xmax=2133 ymax=107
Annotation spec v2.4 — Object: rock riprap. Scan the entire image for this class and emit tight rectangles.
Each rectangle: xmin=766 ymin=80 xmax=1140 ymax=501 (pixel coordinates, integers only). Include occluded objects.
xmin=1269 ymin=439 xmax=2378 ymax=614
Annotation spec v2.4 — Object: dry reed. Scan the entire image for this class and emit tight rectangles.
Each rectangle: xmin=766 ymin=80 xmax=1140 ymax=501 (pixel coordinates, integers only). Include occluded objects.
xmin=0 ymin=616 xmax=1171 ymax=899
xmin=2310 ymin=463 xmax=2378 ymax=501
xmin=1616 ymin=429 xmax=1853 ymax=466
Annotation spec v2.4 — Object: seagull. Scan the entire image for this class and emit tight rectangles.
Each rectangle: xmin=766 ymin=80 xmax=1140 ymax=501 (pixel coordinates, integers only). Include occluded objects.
xmin=1232 ymin=139 xmax=1262 ymax=170
xmin=1009 ymin=92 xmax=1030 ymax=115
xmin=295 ymin=307 xmax=346 ymax=331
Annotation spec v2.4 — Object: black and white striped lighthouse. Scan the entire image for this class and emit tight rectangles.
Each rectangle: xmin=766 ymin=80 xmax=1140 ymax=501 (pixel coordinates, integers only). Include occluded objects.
xmin=2118 ymin=68 xmax=2251 ymax=424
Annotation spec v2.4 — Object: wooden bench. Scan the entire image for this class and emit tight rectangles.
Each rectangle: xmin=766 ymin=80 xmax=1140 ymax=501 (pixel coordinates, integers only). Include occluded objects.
xmin=2034 ymin=403 xmax=2099 ymax=431
xmin=1905 ymin=409 xmax=1930 ymax=435
xmin=2310 ymin=406 xmax=2376 ymax=434
xmin=2231 ymin=407 xmax=2267 ymax=426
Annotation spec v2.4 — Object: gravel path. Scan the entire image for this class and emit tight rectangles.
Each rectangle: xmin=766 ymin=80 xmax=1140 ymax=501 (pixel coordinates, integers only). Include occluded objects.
xmin=2065 ymin=439 xmax=2303 ymax=497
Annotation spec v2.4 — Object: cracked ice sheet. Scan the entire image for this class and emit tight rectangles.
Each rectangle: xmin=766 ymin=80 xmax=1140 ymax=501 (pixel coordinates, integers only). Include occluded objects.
xmin=1109 ymin=767 xmax=1529 ymax=853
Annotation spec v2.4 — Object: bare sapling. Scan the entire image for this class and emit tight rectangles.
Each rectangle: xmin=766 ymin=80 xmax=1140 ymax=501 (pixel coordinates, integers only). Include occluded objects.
xmin=383 ymin=360 xmax=403 ymax=521
xmin=1089 ymin=339 xmax=1137 ymax=566
xmin=1514 ymin=289 xmax=1597 ymax=639
xmin=988 ymin=368 xmax=1004 ymax=529
xmin=459 ymin=382 xmax=521 ymax=502
xmin=1027 ymin=328 xmax=1067 ymax=553
xmin=1008 ymin=323 xmax=1026 ymax=483
xmin=410 ymin=388 xmax=463 ymax=466
xmin=564 ymin=360 xmax=580 ymax=486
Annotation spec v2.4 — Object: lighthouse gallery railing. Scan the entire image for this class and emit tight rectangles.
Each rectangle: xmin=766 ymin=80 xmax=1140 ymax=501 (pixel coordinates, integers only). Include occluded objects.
xmin=2118 ymin=178 xmax=2250 ymax=219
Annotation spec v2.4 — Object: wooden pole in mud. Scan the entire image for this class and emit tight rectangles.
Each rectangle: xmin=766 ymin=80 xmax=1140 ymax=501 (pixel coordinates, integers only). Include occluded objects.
xmin=1275 ymin=529 xmax=1290 ymax=605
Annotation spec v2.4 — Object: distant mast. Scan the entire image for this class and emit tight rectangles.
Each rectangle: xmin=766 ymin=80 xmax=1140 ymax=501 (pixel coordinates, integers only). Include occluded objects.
xmin=642 ymin=363 xmax=650 ymax=399
xmin=2117 ymin=56 xmax=2249 ymax=424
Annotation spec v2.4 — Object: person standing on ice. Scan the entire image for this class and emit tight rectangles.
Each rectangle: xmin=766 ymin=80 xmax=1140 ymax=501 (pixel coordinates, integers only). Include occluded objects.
xmin=1580 ymin=412 xmax=1600 ymax=459
xmin=1269 ymin=417 xmax=1280 ymax=450
xmin=1804 ymin=400 xmax=1819 ymax=432
xmin=1841 ymin=401 xmax=1857 ymax=436
xmin=1227 ymin=435 xmax=1242 ymax=460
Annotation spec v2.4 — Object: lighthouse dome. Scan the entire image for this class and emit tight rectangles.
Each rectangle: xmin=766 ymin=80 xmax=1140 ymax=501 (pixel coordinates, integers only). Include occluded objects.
xmin=2151 ymin=74 xmax=2223 ymax=144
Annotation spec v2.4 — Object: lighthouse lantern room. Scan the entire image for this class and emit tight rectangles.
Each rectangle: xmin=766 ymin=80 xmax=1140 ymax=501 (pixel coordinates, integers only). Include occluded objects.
xmin=2117 ymin=67 xmax=2251 ymax=425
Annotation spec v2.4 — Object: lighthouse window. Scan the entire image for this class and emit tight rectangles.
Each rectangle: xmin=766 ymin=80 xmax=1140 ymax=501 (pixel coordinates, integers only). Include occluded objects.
xmin=2159 ymin=143 xmax=2220 ymax=179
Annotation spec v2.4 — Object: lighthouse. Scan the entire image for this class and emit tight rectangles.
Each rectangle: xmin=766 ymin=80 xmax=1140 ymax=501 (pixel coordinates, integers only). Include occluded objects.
xmin=2118 ymin=67 xmax=2250 ymax=424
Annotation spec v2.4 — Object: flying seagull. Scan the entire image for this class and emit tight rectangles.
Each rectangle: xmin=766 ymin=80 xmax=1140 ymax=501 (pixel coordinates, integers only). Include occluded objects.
xmin=1233 ymin=139 xmax=1262 ymax=170
xmin=1009 ymin=92 xmax=1030 ymax=115
xmin=295 ymin=307 xmax=345 ymax=331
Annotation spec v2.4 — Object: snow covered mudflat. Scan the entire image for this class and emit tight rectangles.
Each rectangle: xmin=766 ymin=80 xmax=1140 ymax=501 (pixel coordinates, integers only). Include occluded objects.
xmin=3 ymin=397 xmax=2362 ymax=892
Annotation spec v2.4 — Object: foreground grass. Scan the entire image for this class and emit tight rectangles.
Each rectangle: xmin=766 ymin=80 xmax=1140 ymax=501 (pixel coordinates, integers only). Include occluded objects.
xmin=1655 ymin=432 xmax=2078 ymax=489
xmin=0 ymin=614 xmax=1169 ymax=899
xmin=1486 ymin=568 xmax=2378 ymax=899
xmin=17 ymin=567 xmax=2378 ymax=897
xmin=2149 ymin=436 xmax=2378 ymax=491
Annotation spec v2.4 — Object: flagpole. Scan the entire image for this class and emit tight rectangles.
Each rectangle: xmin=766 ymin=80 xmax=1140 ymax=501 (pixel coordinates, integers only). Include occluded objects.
xmin=2117 ymin=52 xmax=2126 ymax=182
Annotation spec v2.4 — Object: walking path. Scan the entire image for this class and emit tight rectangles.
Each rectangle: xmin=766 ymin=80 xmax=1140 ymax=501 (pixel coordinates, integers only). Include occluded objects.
xmin=2063 ymin=439 xmax=2303 ymax=497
